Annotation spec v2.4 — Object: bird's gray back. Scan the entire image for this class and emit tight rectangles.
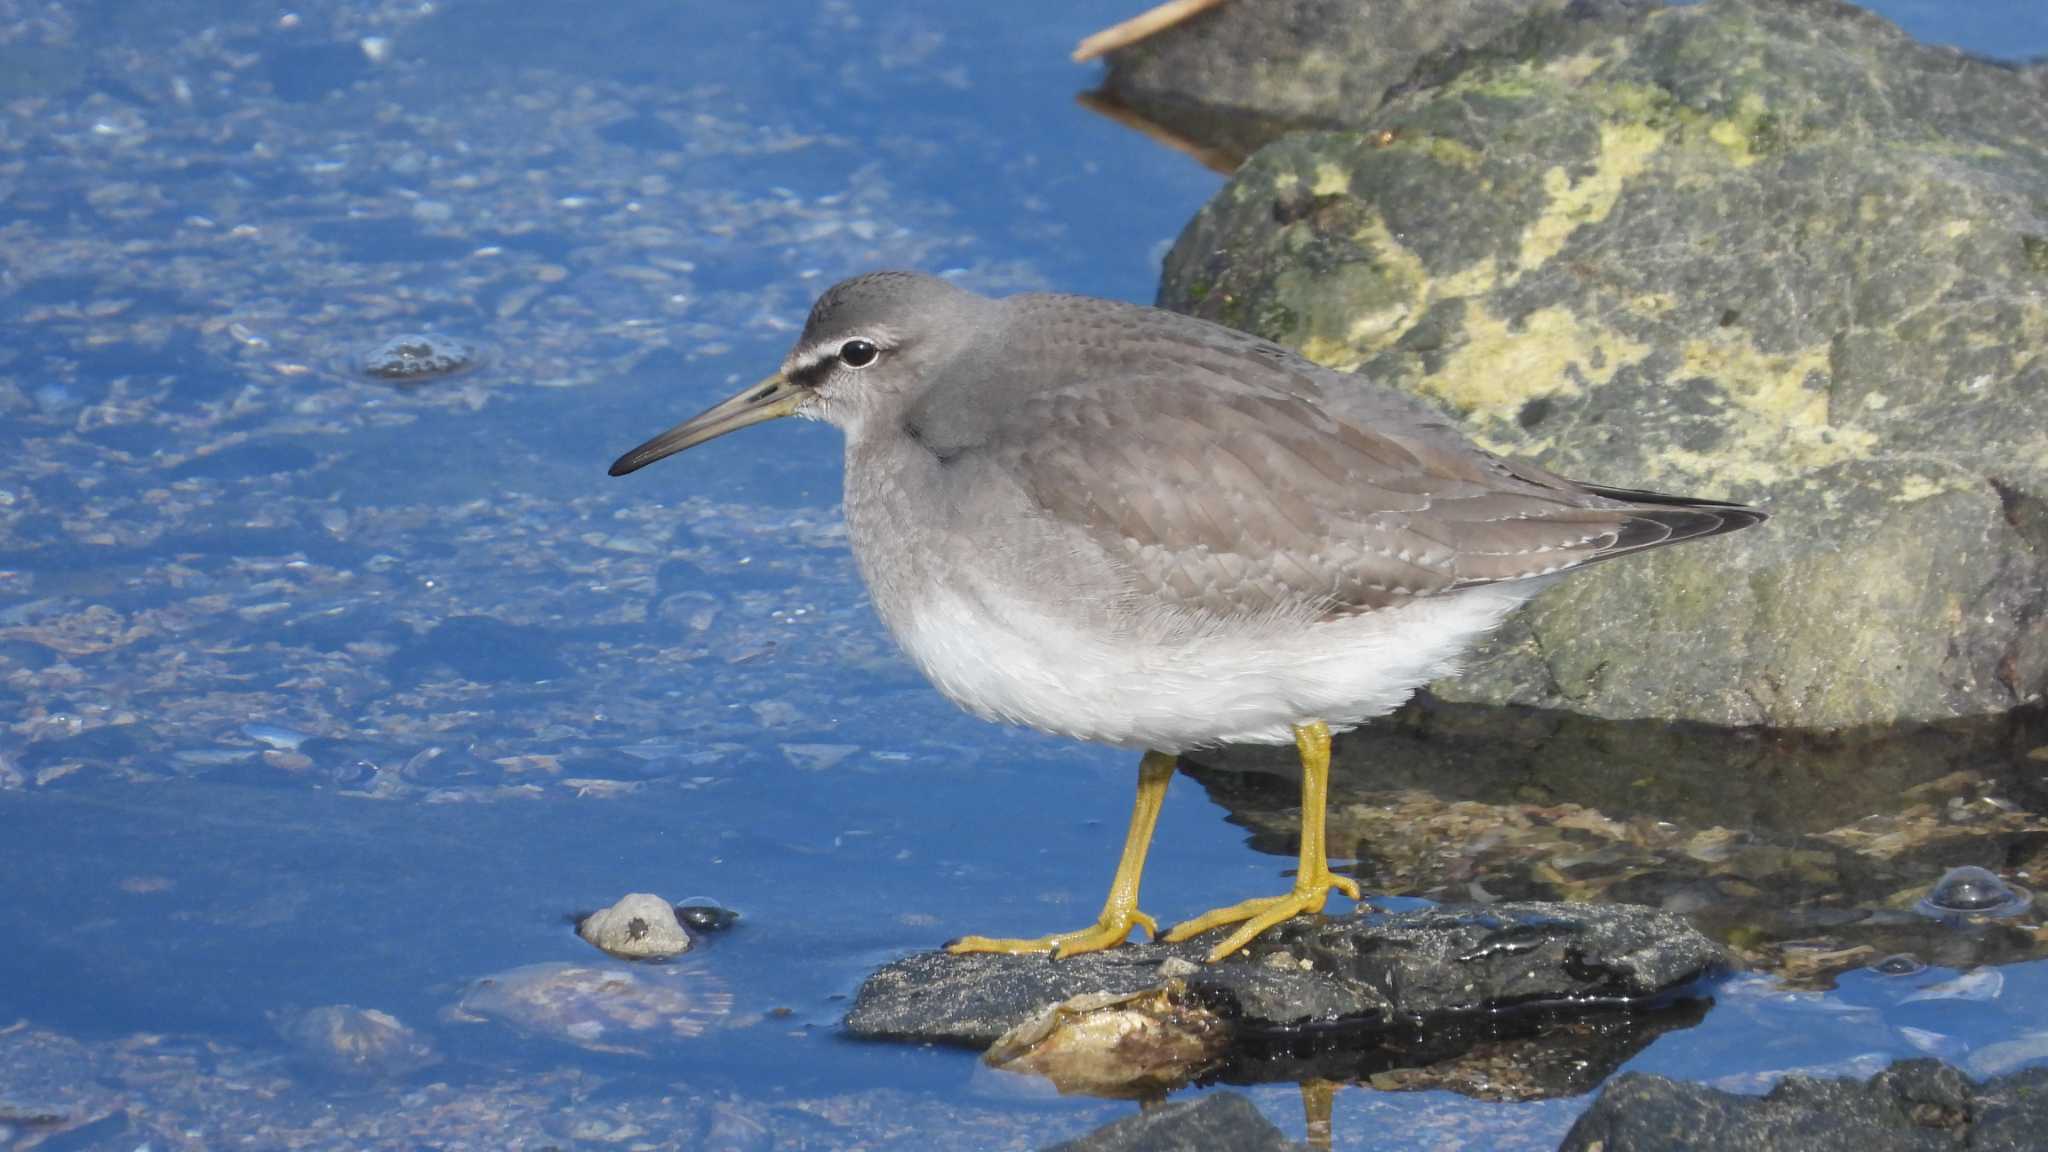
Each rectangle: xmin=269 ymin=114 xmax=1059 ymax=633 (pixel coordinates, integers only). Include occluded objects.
xmin=898 ymin=292 xmax=1755 ymax=625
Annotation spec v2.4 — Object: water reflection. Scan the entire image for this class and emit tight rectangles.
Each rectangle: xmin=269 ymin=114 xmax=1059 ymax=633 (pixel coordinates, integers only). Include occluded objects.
xmin=1189 ymin=698 xmax=2048 ymax=984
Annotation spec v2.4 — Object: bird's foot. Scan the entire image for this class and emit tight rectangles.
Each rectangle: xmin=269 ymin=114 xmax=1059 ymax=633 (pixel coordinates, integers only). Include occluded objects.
xmin=1162 ymin=869 xmax=1361 ymax=962
xmin=946 ymin=908 xmax=1159 ymax=959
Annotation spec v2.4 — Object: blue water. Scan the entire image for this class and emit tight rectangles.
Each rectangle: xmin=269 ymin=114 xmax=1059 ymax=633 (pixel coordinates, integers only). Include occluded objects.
xmin=2 ymin=2 xmax=2046 ymax=1148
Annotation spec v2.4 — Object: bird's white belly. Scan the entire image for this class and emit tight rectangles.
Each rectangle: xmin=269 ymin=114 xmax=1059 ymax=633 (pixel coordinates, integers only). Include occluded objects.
xmin=888 ymin=581 xmax=1548 ymax=753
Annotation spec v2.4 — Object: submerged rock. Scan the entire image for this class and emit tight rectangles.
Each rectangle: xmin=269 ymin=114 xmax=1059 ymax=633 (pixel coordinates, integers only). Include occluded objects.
xmin=447 ymin=961 xmax=733 ymax=1053
xmin=278 ymin=1004 xmax=438 ymax=1079
xmin=1558 ymin=1060 xmax=2048 ymax=1151
xmin=1148 ymin=0 xmax=2048 ymax=729
xmin=578 ymin=893 xmax=694 ymax=959
xmin=358 ymin=332 xmax=481 ymax=383
xmin=848 ymin=901 xmax=1721 ymax=1092
xmin=1041 ymin=1092 xmax=1297 ymax=1152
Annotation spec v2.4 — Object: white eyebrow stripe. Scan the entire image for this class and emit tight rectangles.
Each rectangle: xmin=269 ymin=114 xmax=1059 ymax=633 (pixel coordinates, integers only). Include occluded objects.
xmin=781 ymin=328 xmax=900 ymax=377
xmin=783 ymin=346 xmax=837 ymax=377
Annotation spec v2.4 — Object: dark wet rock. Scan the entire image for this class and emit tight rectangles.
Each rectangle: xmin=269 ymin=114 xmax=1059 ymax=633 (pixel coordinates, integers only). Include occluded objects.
xmin=1557 ymin=1060 xmax=2048 ymax=1152
xmin=278 ymin=1004 xmax=438 ymax=1079
xmin=1917 ymin=866 xmax=2035 ymax=920
xmin=1154 ymin=0 xmax=2048 ymax=729
xmin=1042 ymin=1092 xmax=1297 ymax=1152
xmin=676 ymin=902 xmax=739 ymax=934
xmin=1097 ymin=0 xmax=1650 ymax=163
xmin=447 ymin=961 xmax=733 ymax=1053
xmin=577 ymin=893 xmax=693 ymax=959
xmin=1872 ymin=954 xmax=1927 ymax=977
xmin=358 ymin=332 xmax=481 ymax=383
xmin=847 ymin=901 xmax=1721 ymax=1048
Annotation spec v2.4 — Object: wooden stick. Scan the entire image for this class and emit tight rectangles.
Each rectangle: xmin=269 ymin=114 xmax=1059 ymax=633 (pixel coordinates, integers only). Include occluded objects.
xmin=1073 ymin=0 xmax=1229 ymax=63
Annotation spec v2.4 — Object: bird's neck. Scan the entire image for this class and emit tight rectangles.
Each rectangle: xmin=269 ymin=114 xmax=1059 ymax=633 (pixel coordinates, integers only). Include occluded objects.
xmin=841 ymin=427 xmax=953 ymax=634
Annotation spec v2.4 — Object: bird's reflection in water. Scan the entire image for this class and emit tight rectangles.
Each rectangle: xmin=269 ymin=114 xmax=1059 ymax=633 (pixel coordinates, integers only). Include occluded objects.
xmin=1301 ymin=1078 xmax=1337 ymax=1150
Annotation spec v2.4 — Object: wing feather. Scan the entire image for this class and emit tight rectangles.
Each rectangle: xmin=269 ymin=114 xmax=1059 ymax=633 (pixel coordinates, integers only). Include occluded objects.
xmin=922 ymin=295 xmax=1764 ymax=623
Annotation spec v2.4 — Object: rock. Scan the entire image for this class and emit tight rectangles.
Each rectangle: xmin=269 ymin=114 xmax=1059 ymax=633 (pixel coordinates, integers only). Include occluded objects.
xmin=578 ymin=893 xmax=694 ymax=959
xmin=847 ymin=901 xmax=1721 ymax=1048
xmin=1041 ymin=1092 xmax=1298 ymax=1152
xmin=984 ymin=983 xmax=1231 ymax=1100
xmin=447 ymin=961 xmax=733 ymax=1053
xmin=1153 ymin=0 xmax=2048 ymax=728
xmin=277 ymin=1004 xmax=438 ymax=1079
xmin=357 ymin=332 xmax=481 ymax=383
xmin=1098 ymin=0 xmax=1650 ymax=161
xmin=676 ymin=902 xmax=740 ymax=934
xmin=1557 ymin=1060 xmax=2048 ymax=1151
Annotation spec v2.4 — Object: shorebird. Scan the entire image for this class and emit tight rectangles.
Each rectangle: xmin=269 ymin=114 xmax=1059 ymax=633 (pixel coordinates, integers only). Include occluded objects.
xmin=611 ymin=271 xmax=1764 ymax=961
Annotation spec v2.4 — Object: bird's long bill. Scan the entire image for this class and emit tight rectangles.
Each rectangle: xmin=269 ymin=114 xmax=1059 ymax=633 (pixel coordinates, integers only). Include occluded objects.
xmin=608 ymin=373 xmax=805 ymax=477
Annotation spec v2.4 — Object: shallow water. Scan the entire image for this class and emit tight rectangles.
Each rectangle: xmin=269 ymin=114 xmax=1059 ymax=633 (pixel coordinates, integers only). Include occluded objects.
xmin=3 ymin=1 xmax=2048 ymax=1148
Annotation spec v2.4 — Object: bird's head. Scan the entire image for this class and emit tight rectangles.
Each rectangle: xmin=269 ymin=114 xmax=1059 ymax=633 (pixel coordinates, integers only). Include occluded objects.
xmin=609 ymin=270 xmax=990 ymax=477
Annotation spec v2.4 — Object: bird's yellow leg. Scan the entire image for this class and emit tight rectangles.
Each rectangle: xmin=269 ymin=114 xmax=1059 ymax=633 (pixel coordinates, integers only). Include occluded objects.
xmin=949 ymin=751 xmax=1175 ymax=959
xmin=1163 ymin=720 xmax=1360 ymax=962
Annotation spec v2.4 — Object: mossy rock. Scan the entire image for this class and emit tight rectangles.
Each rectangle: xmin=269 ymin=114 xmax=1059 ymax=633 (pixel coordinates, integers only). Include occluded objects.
xmin=1155 ymin=0 xmax=2048 ymax=727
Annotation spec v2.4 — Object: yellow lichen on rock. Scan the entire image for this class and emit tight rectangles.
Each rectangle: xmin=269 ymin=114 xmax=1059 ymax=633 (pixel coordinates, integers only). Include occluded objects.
xmin=1342 ymin=209 xmax=1429 ymax=360
xmin=1706 ymin=92 xmax=1774 ymax=168
xmin=1286 ymin=206 xmax=1432 ymax=371
xmin=1542 ymin=50 xmax=1609 ymax=85
xmin=1518 ymin=120 xmax=1666 ymax=269
xmin=1648 ymin=334 xmax=1878 ymax=486
xmin=1417 ymin=300 xmax=1649 ymax=425
xmin=1894 ymin=474 xmax=1972 ymax=503
xmin=1382 ymin=132 xmax=1486 ymax=171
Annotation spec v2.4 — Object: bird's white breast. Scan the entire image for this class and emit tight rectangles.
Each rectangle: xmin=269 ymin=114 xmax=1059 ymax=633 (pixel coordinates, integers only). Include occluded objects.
xmin=887 ymin=577 xmax=1545 ymax=753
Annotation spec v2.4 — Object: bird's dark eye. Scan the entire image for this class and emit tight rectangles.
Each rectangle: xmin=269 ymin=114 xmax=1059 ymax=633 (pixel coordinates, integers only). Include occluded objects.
xmin=838 ymin=339 xmax=879 ymax=369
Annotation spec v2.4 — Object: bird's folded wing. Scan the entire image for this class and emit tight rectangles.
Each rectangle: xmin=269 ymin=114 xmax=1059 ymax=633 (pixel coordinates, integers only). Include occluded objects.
xmin=977 ymin=372 xmax=1676 ymax=621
